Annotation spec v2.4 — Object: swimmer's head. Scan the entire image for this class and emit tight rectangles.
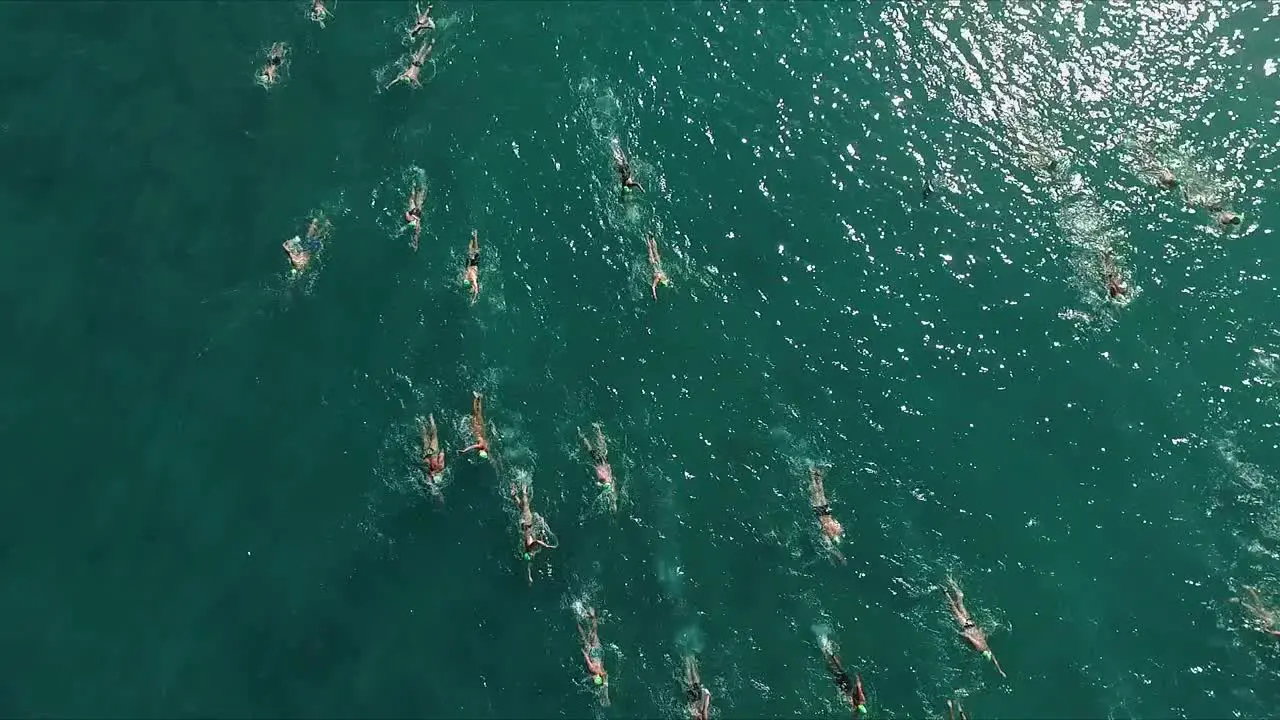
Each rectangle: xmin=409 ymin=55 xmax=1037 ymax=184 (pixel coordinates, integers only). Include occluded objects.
xmin=857 ymin=704 xmax=868 ymax=715
xmin=982 ymin=650 xmax=993 ymax=660
xmin=1220 ymin=212 xmax=1241 ymax=226
xmin=478 ymin=450 xmax=489 ymax=459
xmin=523 ymin=552 xmax=532 ymax=561
xmin=594 ymin=675 xmax=604 ymax=686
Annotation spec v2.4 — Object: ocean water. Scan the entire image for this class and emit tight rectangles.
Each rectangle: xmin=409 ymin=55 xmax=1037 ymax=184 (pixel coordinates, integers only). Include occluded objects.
xmin=2 ymin=1 xmax=1280 ymax=717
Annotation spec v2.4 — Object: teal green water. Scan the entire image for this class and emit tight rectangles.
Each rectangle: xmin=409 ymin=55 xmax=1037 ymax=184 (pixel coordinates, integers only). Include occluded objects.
xmin=3 ymin=1 xmax=1280 ymax=717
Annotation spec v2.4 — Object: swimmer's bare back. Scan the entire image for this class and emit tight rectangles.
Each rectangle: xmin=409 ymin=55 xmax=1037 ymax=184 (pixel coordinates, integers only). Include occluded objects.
xmin=258 ymin=43 xmax=288 ymax=88
xmin=461 ymin=392 xmax=489 ymax=456
xmin=465 ymin=230 xmax=480 ymax=304
xmin=410 ymin=3 xmax=435 ymax=38
xmin=310 ymin=0 xmax=332 ymax=27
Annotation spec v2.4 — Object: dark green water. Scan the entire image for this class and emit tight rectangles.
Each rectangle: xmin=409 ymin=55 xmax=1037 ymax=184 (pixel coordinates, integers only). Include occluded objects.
xmin=3 ymin=1 xmax=1280 ymax=717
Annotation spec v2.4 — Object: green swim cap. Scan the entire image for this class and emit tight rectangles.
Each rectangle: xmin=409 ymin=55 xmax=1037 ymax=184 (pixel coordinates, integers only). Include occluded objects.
xmin=594 ymin=675 xmax=604 ymax=686
xmin=523 ymin=552 xmax=532 ymax=561
xmin=857 ymin=704 xmax=867 ymax=714
xmin=982 ymin=650 xmax=993 ymax=660
xmin=478 ymin=450 xmax=488 ymax=459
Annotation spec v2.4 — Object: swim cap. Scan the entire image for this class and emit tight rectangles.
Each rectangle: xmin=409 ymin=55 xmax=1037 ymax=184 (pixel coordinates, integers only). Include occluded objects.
xmin=982 ymin=650 xmax=993 ymax=660
xmin=857 ymin=704 xmax=867 ymax=714
xmin=478 ymin=450 xmax=488 ymax=459
xmin=594 ymin=675 xmax=604 ymax=686
xmin=523 ymin=552 xmax=532 ymax=561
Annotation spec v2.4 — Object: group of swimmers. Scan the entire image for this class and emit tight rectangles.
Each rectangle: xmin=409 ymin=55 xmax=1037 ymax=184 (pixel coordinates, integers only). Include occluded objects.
xmin=257 ymin=2 xmax=435 ymax=89
xmin=420 ymin=399 xmax=1012 ymax=718
xmin=1099 ymin=160 xmax=1243 ymax=301
xmin=254 ymin=6 xmax=1279 ymax=715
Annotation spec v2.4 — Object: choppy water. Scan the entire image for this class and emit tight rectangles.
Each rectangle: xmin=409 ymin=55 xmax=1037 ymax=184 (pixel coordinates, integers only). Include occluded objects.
xmin=3 ymin=1 xmax=1280 ymax=717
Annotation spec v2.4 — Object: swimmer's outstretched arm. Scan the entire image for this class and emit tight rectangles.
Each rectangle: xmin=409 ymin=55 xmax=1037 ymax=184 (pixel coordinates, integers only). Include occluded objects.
xmin=827 ymin=544 xmax=847 ymax=565
xmin=988 ymin=650 xmax=1007 ymax=678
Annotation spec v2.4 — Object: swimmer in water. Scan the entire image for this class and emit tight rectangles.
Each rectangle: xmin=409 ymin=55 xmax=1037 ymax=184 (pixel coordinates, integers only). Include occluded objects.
xmin=257 ymin=42 xmax=288 ymax=88
xmin=1231 ymin=586 xmax=1280 ymax=639
xmin=611 ymin=138 xmax=644 ymax=194
xmin=386 ymin=41 xmax=432 ymax=89
xmin=647 ymin=234 xmax=670 ymax=301
xmin=683 ymin=655 xmax=712 ymax=720
xmin=420 ymin=414 xmax=445 ymax=502
xmin=809 ymin=465 xmax=846 ymax=564
xmin=511 ymin=481 xmax=556 ymax=584
xmin=464 ymin=230 xmax=480 ymax=304
xmin=404 ymin=186 xmax=425 ymax=251
xmin=1100 ymin=251 xmax=1127 ymax=300
xmin=577 ymin=606 xmax=610 ymax=704
xmin=1217 ymin=211 xmax=1242 ymax=227
xmin=947 ymin=698 xmax=970 ymax=720
xmin=1136 ymin=152 xmax=1176 ymax=190
xmin=943 ymin=577 xmax=1007 ymax=678
xmin=580 ymin=423 xmax=617 ymax=512
xmin=460 ymin=391 xmax=490 ymax=459
xmin=409 ymin=3 xmax=435 ymax=39
xmin=309 ymin=0 xmax=332 ymax=28
xmin=282 ymin=216 xmax=330 ymax=275
xmin=818 ymin=634 xmax=867 ymax=716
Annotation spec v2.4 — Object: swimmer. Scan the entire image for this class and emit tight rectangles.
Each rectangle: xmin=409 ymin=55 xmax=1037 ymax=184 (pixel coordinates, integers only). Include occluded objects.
xmin=257 ymin=42 xmax=288 ymax=88
xmin=282 ymin=216 xmax=330 ymax=275
xmin=683 ymin=655 xmax=712 ymax=720
xmin=1231 ymin=586 xmax=1280 ymax=639
xmin=1134 ymin=149 xmax=1175 ymax=190
xmin=818 ymin=635 xmax=867 ymax=716
xmin=404 ymin=186 xmax=425 ymax=251
xmin=942 ymin=577 xmax=1007 ymax=678
xmin=580 ymin=423 xmax=617 ymax=512
xmin=420 ymin=414 xmax=445 ymax=501
xmin=947 ymin=698 xmax=970 ymax=720
xmin=409 ymin=3 xmax=435 ymax=39
xmin=577 ymin=606 xmax=610 ymax=704
xmin=464 ymin=230 xmax=480 ymax=304
xmin=309 ymin=0 xmax=332 ymax=28
xmin=1217 ymin=211 xmax=1242 ymax=227
xmin=809 ymin=465 xmax=846 ymax=564
xmin=386 ymin=41 xmax=432 ymax=89
xmin=647 ymin=234 xmax=670 ymax=301
xmin=511 ymin=481 xmax=556 ymax=584
xmin=460 ymin=391 xmax=490 ymax=458
xmin=1100 ymin=251 xmax=1127 ymax=300
xmin=611 ymin=138 xmax=644 ymax=194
